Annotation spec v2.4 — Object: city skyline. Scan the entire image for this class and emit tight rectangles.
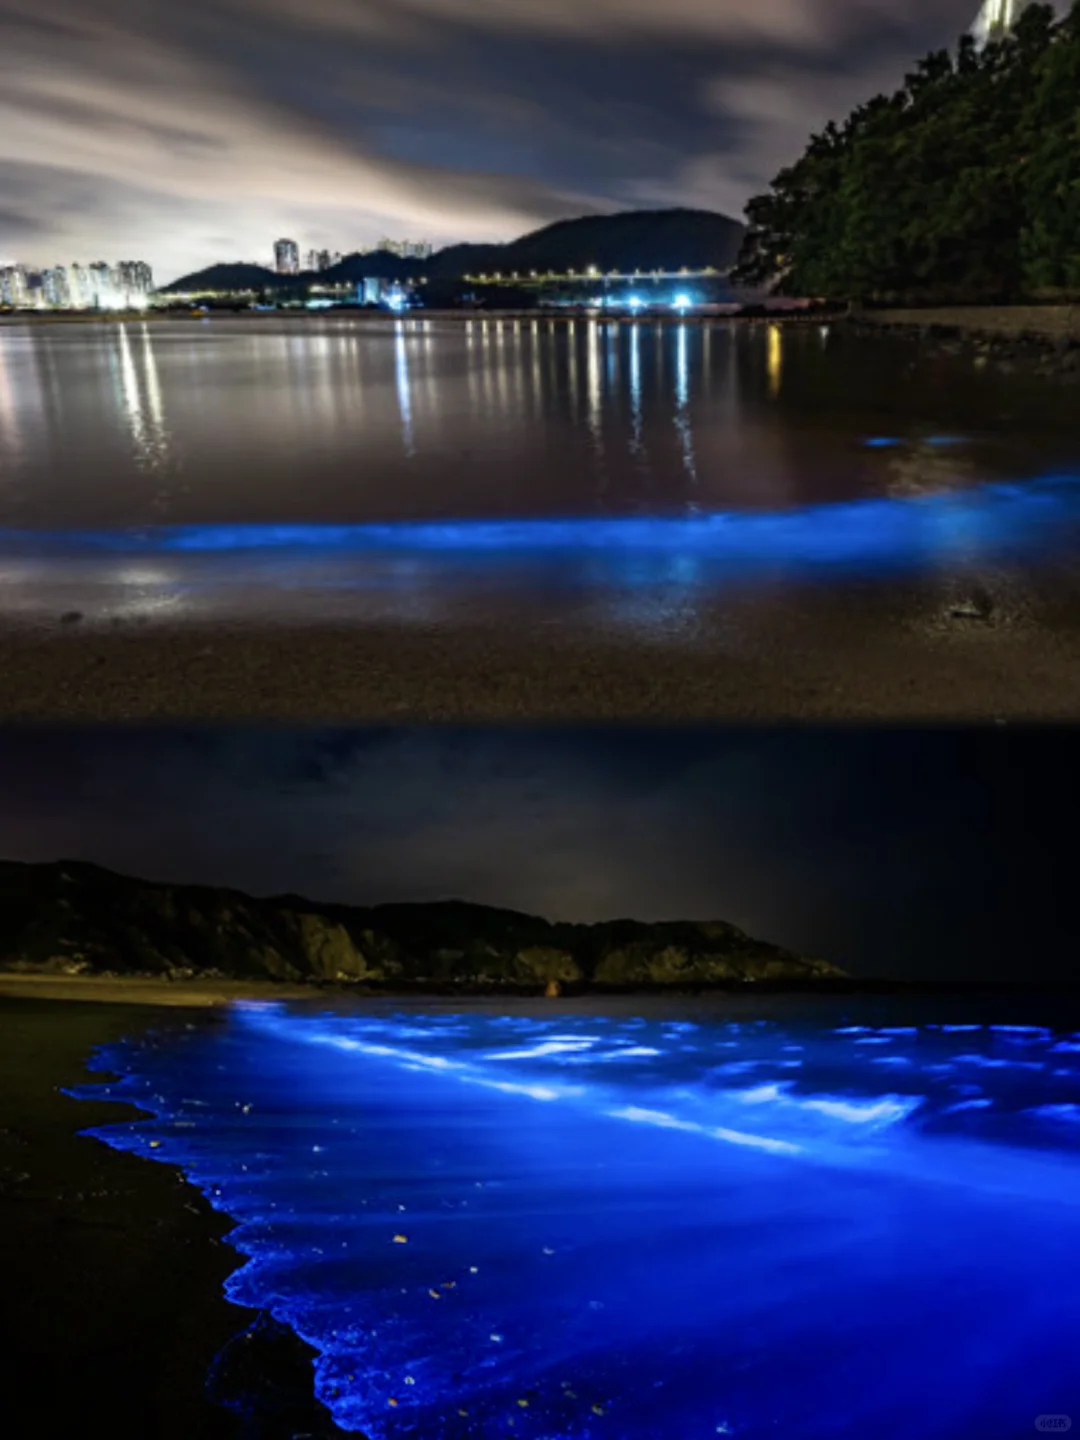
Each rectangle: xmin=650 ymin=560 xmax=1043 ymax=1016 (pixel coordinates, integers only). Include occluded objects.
xmin=0 ymin=257 xmax=154 ymax=309
xmin=0 ymin=0 xmax=1051 ymax=283
xmin=0 ymin=230 xmax=436 ymax=307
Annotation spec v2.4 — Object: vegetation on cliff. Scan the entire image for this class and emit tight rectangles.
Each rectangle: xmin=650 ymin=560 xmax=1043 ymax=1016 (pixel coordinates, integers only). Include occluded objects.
xmin=734 ymin=3 xmax=1080 ymax=304
xmin=0 ymin=860 xmax=843 ymax=991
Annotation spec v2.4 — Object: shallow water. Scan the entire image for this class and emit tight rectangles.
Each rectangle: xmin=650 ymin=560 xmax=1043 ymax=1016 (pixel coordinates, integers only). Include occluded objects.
xmin=2 ymin=318 xmax=1080 ymax=634
xmin=71 ymin=999 xmax=1080 ymax=1438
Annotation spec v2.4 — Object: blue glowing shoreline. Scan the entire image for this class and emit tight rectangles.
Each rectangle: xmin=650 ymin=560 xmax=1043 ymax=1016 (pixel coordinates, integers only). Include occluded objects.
xmin=0 ymin=471 xmax=1077 ymax=575
xmin=68 ymin=1004 xmax=1080 ymax=1439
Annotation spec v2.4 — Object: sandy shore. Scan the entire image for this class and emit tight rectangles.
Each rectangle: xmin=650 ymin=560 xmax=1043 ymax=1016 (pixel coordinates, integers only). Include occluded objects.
xmin=2 ymin=596 xmax=1080 ymax=719
xmin=0 ymin=1000 xmax=259 ymax=1438
xmin=0 ymin=972 xmax=324 ymax=1007
xmin=1 ymin=998 xmax=342 ymax=1438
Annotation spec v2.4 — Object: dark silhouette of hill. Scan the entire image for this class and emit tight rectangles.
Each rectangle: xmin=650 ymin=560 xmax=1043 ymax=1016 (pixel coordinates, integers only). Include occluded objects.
xmin=468 ymin=208 xmax=744 ymax=274
xmin=158 ymin=261 xmax=284 ymax=295
xmin=0 ymin=858 xmax=842 ymax=991
xmin=161 ymin=208 xmax=745 ymax=294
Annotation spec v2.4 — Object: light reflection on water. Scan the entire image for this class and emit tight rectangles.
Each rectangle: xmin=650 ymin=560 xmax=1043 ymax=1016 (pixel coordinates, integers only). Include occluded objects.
xmin=3 ymin=319 xmax=1080 ymax=632
xmin=0 ymin=318 xmax=1074 ymax=533
xmin=70 ymin=1003 xmax=1080 ymax=1439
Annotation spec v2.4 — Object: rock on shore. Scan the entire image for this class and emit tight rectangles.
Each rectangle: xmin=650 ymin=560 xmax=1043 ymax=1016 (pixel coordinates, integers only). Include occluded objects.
xmin=852 ymin=305 xmax=1080 ymax=379
xmin=0 ymin=859 xmax=843 ymax=991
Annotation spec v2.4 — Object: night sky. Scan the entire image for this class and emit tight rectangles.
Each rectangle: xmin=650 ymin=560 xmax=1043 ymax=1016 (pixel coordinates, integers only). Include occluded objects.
xmin=0 ymin=0 xmax=1046 ymax=280
xmin=0 ymin=726 xmax=1076 ymax=984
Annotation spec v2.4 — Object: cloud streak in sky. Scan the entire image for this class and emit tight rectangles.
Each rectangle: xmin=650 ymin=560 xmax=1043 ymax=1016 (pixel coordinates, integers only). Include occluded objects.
xmin=0 ymin=0 xmax=987 ymax=279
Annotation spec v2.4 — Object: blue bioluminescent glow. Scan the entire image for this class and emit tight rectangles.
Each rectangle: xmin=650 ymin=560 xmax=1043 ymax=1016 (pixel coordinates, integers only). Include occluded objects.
xmin=69 ymin=1005 xmax=1080 ymax=1439
xmin=3 ymin=471 xmax=1080 ymax=593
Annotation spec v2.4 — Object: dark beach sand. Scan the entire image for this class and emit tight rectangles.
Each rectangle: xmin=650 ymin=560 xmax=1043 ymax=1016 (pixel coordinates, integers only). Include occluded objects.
xmin=4 ymin=590 xmax=1080 ymax=721
xmin=0 ymin=998 xmax=336 ymax=1440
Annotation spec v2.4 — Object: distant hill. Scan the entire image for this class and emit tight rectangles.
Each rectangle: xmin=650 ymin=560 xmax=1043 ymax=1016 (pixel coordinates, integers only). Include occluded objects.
xmin=464 ymin=208 xmax=745 ymax=275
xmin=162 ymin=208 xmax=746 ymax=294
xmin=0 ymin=859 xmax=843 ymax=991
xmin=322 ymin=251 xmax=427 ymax=285
xmin=158 ymin=262 xmax=285 ymax=295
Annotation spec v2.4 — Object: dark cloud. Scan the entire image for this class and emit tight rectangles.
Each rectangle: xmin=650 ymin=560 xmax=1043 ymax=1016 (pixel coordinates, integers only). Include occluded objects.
xmin=0 ymin=0 xmax=1028 ymax=281
xmin=0 ymin=205 xmax=41 ymax=243
xmin=0 ymin=727 xmax=1078 ymax=984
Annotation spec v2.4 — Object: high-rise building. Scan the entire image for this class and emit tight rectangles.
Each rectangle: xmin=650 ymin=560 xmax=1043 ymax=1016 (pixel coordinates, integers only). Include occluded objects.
xmin=0 ymin=258 xmax=154 ymax=309
xmin=42 ymin=267 xmax=71 ymax=308
xmin=68 ymin=264 xmax=92 ymax=309
xmin=275 ymin=238 xmax=300 ymax=275
xmin=304 ymin=249 xmax=344 ymax=274
xmin=0 ymin=265 xmax=31 ymax=307
xmin=115 ymin=260 xmax=154 ymax=307
xmin=377 ymin=239 xmax=434 ymax=260
xmin=88 ymin=261 xmax=115 ymax=308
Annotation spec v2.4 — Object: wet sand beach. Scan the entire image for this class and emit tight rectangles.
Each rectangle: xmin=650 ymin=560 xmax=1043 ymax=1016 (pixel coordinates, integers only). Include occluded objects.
xmin=0 ymin=998 xmax=336 ymax=1440
xmin=2 ymin=591 xmax=1080 ymax=721
xmin=3 ymin=317 xmax=1080 ymax=720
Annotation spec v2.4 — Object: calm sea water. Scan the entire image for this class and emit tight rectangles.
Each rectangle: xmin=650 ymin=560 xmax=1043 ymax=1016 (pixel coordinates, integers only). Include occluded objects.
xmin=3 ymin=318 xmax=1080 ymax=628
xmin=72 ymin=998 xmax=1080 ymax=1439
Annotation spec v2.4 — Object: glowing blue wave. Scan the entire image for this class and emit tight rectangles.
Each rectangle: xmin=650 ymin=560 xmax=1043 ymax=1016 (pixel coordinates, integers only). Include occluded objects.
xmin=69 ymin=1005 xmax=1080 ymax=1439
xmin=2 ymin=471 xmax=1080 ymax=584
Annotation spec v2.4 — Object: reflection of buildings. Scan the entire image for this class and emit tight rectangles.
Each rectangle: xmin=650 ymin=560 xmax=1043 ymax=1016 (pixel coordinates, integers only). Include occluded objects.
xmin=766 ymin=324 xmax=783 ymax=399
xmin=113 ymin=324 xmax=171 ymax=474
xmin=275 ymin=239 xmax=300 ymax=275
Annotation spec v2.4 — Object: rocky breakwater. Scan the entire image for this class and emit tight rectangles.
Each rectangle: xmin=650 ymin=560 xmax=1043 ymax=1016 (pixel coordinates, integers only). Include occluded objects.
xmin=852 ymin=304 xmax=1080 ymax=380
xmin=0 ymin=859 xmax=845 ymax=992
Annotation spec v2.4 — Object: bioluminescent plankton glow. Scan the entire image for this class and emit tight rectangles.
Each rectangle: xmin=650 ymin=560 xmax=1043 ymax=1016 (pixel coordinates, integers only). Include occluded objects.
xmin=70 ymin=1005 xmax=1080 ymax=1439
xmin=2 ymin=468 xmax=1080 ymax=581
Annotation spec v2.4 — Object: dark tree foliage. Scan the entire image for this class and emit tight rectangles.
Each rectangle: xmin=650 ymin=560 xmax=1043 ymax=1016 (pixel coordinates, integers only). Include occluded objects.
xmin=734 ymin=3 xmax=1080 ymax=303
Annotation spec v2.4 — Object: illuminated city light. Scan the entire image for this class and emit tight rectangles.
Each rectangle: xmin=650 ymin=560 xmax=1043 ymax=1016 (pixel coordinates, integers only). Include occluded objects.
xmin=672 ymin=292 xmax=692 ymax=312
xmin=972 ymin=0 xmax=1028 ymax=46
xmin=0 ymin=257 xmax=154 ymax=312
